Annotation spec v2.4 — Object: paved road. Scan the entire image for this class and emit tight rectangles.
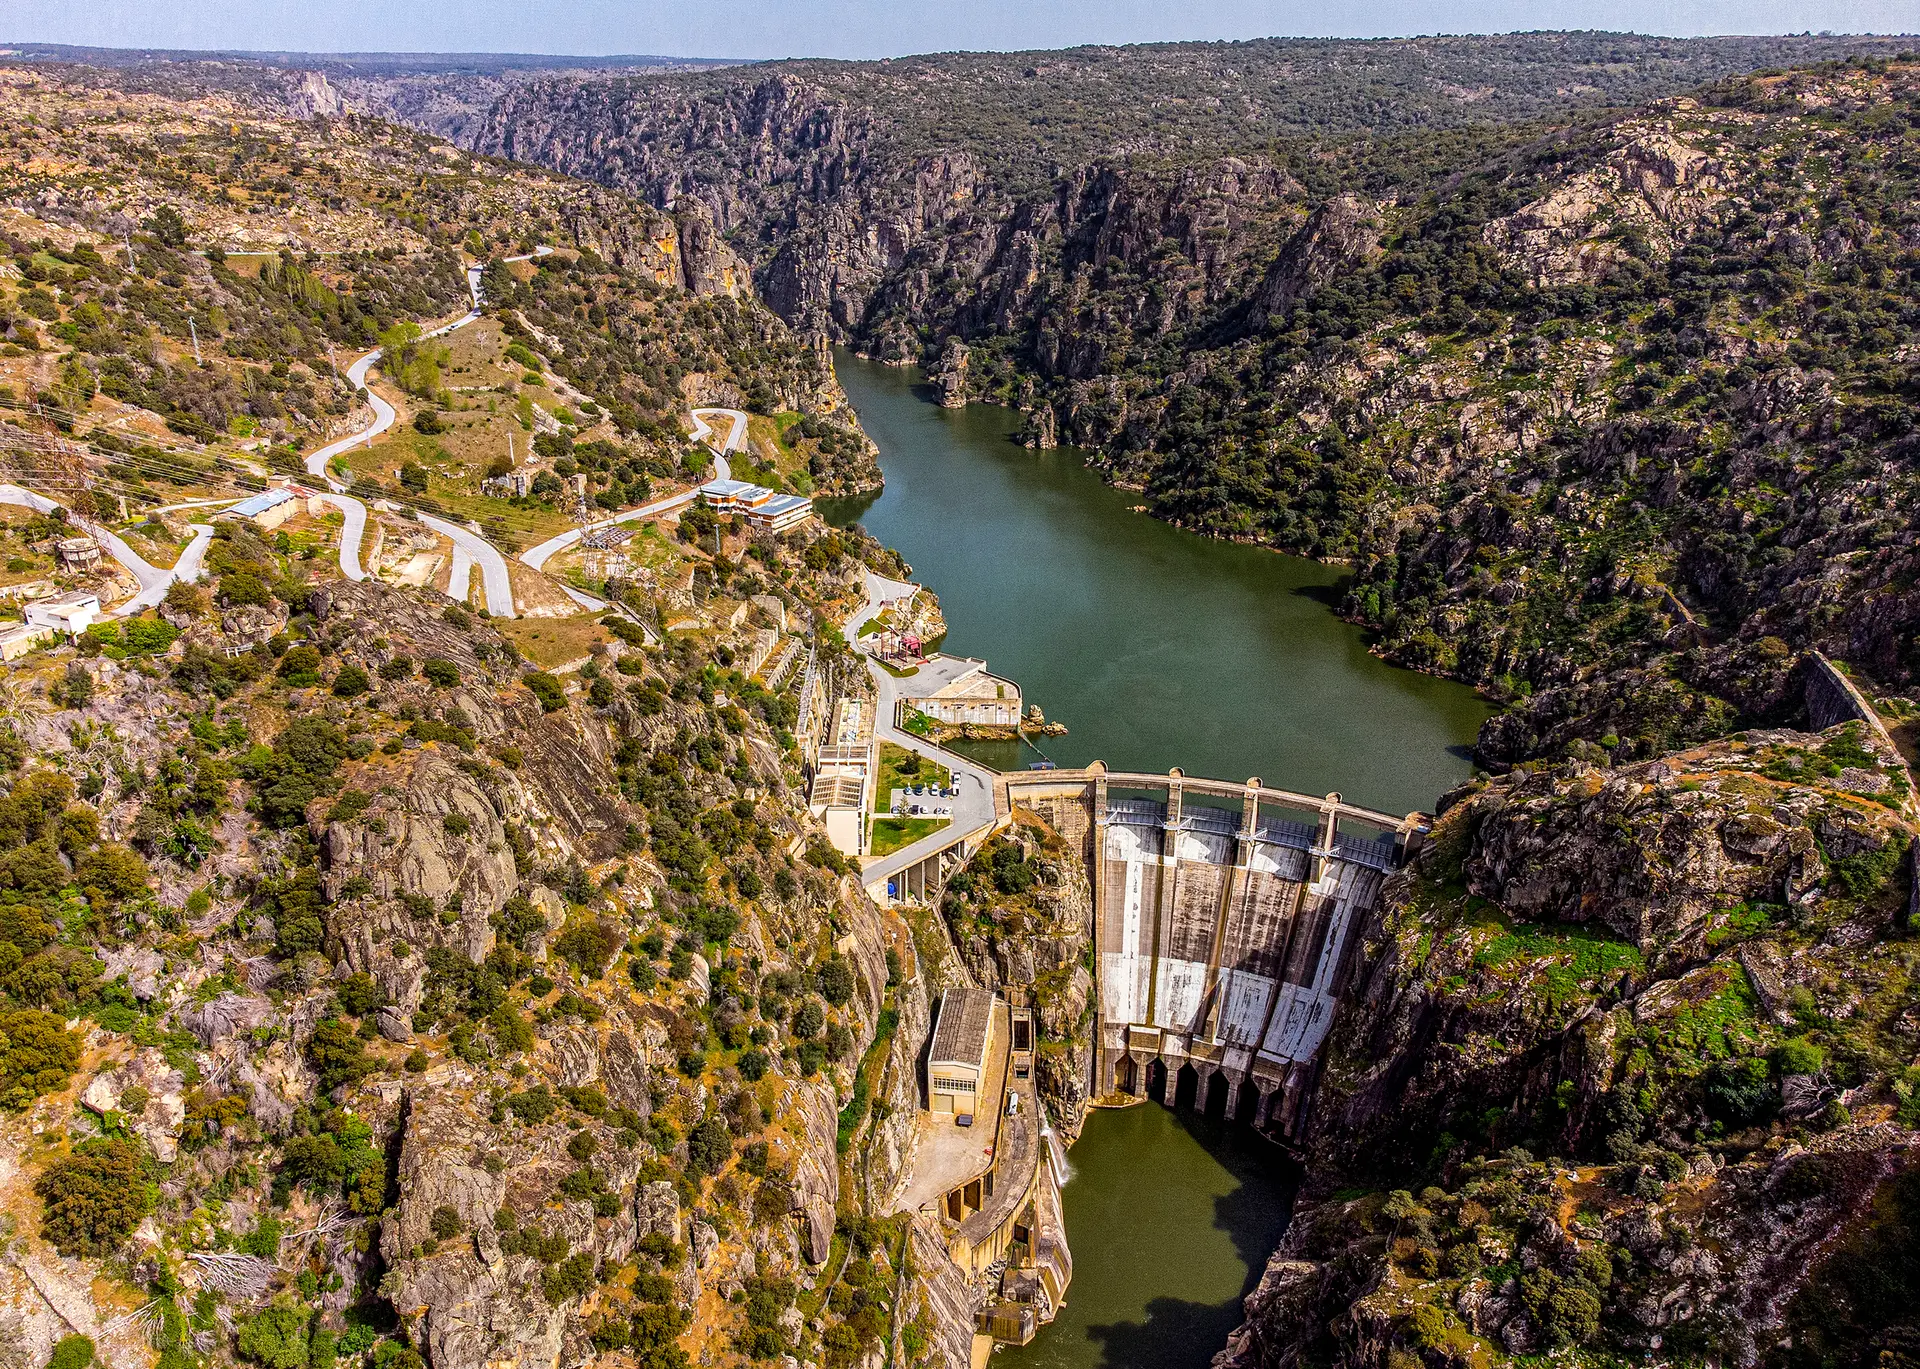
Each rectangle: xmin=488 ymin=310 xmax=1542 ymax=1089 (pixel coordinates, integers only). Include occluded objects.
xmin=447 ymin=546 xmax=472 ymax=604
xmin=173 ymin=523 xmax=215 ymax=583
xmin=0 ymin=483 xmax=173 ymax=616
xmin=311 ymin=493 xmax=369 ymax=581
xmin=848 ymin=569 xmax=1002 ymax=892
xmin=518 ymin=485 xmax=703 ymax=572
xmin=689 ymin=407 xmax=748 ymax=482
xmin=417 ymin=513 xmax=515 ymax=618
xmin=302 ymin=246 xmax=552 ymax=590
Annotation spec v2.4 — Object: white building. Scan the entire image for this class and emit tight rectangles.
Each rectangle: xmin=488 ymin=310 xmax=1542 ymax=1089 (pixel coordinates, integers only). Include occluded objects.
xmin=698 ymin=478 xmax=814 ymax=532
xmin=24 ymin=591 xmax=101 ymax=637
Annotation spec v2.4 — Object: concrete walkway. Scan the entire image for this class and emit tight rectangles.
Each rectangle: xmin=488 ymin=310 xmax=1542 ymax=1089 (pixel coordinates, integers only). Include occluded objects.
xmin=849 ymin=570 xmax=1002 ymax=894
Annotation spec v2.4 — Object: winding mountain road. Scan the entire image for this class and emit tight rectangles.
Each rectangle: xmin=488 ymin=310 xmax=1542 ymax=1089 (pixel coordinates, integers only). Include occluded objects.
xmin=417 ymin=514 xmax=515 ymax=618
xmin=292 ymin=247 xmax=739 ymax=624
xmin=689 ymin=407 xmax=748 ymax=482
xmin=847 ymin=570 xmax=1001 ymax=892
xmin=0 ymin=483 xmax=175 ymax=616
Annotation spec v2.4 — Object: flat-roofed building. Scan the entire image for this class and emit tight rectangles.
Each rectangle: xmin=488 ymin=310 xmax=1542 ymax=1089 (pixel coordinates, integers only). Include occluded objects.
xmin=928 ymin=986 xmax=998 ymax=1120
xmin=809 ymin=741 xmax=871 ymax=857
xmin=697 ymin=478 xmax=814 ymax=532
xmin=24 ymin=590 xmax=100 ymax=637
xmin=0 ymin=623 xmax=52 ymax=660
xmin=220 ymin=487 xmax=297 ymax=531
xmin=897 ymin=654 xmax=1023 ymax=727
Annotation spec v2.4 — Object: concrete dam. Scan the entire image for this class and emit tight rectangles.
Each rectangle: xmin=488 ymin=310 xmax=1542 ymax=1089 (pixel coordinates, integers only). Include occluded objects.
xmin=976 ymin=765 xmax=1426 ymax=1131
xmin=896 ymin=763 xmax=1427 ymax=1359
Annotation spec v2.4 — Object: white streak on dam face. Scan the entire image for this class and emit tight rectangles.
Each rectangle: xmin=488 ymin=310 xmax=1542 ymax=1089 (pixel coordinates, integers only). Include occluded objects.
xmin=1102 ymin=821 xmax=1155 ymax=1026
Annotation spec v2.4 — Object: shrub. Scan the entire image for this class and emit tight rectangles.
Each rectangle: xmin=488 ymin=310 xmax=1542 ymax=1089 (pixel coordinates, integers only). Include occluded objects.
xmin=543 ymin=1252 xmax=597 ymax=1304
xmin=332 ymin=665 xmax=371 ymax=698
xmin=1704 ymin=1056 xmax=1775 ymax=1124
xmin=35 ymin=1139 xmax=150 ymax=1255
xmin=379 ymin=657 xmax=413 ymax=681
xmin=237 ymin=1299 xmax=311 ymax=1369
xmin=282 ymin=1134 xmax=345 ymax=1191
xmin=307 ymin=1017 xmax=373 ymax=1093
xmin=75 ymin=842 xmax=149 ymax=903
xmin=336 ymin=972 xmax=384 ymax=1018
xmin=430 ymin=1205 xmax=463 ymax=1240
xmin=524 ymin=672 xmax=566 ymax=712
xmin=277 ymin=645 xmax=322 ymax=687
xmin=0 ymin=1007 xmax=80 ymax=1108
xmin=48 ymin=1335 xmax=95 ymax=1369
xmin=1775 ymin=1036 xmax=1826 ymax=1075
xmin=790 ymin=1000 xmax=824 ymax=1039
xmin=816 ymin=956 xmax=855 ymax=1007
xmin=241 ymin=1214 xmax=283 ymax=1258
xmin=688 ymin=1116 xmax=732 ymax=1176
xmin=420 ymin=658 xmax=461 ymax=688
xmin=553 ymin=917 xmax=619 ymax=978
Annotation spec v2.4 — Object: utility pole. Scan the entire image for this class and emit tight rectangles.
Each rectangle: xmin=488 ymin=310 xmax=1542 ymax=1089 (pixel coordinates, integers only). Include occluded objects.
xmin=188 ymin=317 xmax=203 ymax=366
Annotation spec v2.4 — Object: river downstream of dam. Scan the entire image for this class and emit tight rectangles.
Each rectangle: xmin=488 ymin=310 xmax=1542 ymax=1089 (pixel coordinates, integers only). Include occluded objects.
xmin=824 ymin=353 xmax=1486 ymax=1369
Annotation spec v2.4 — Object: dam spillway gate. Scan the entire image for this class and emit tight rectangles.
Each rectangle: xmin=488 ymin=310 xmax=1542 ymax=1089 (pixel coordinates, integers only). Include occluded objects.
xmin=999 ymin=765 xmax=1429 ymax=1135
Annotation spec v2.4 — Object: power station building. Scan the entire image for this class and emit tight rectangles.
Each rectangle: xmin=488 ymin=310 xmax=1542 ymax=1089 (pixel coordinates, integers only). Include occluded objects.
xmin=927 ymin=986 xmax=997 ymax=1120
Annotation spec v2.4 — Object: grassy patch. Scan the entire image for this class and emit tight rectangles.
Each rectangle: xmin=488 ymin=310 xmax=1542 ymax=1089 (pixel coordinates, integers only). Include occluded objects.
xmin=1473 ymin=918 xmax=1643 ymax=1010
xmin=876 ymin=743 xmax=950 ymax=808
xmin=869 ymin=817 xmax=948 ymax=858
xmin=497 ymin=616 xmax=610 ymax=670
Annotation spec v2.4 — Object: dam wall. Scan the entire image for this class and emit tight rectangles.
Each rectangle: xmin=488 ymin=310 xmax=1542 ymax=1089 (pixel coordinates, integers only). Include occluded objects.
xmin=1002 ymin=765 xmax=1427 ymax=1136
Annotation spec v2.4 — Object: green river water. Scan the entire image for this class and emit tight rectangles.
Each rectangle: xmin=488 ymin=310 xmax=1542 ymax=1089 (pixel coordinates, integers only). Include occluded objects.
xmin=821 ymin=353 xmax=1489 ymax=819
xmin=823 ymin=353 xmax=1488 ymax=1368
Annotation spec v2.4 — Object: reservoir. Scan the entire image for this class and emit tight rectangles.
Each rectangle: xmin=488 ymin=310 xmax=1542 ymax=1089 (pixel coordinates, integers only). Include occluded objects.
xmin=822 ymin=351 xmax=1489 ymax=818
xmin=827 ymin=353 xmax=1487 ymax=1368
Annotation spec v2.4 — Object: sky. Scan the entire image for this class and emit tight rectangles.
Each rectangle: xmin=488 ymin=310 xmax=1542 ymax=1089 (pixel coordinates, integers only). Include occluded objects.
xmin=5 ymin=0 xmax=1916 ymax=61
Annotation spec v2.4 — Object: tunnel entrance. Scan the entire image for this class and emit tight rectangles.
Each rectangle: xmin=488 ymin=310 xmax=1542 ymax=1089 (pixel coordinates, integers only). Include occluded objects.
xmin=1204 ymin=1071 xmax=1230 ymax=1120
xmin=1117 ymin=1055 xmax=1139 ymax=1096
xmin=1173 ymin=1063 xmax=1200 ymax=1111
xmin=1145 ymin=1058 xmax=1168 ymax=1104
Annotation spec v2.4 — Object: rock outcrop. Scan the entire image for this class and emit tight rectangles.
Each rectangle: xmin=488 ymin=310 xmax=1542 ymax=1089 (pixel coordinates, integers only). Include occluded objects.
xmin=1221 ymin=728 xmax=1920 ymax=1369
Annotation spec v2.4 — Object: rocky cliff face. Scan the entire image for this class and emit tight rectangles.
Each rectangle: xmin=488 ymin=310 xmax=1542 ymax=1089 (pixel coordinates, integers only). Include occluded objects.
xmin=465 ymin=61 xmax=1920 ymax=777
xmin=1220 ymin=724 xmax=1920 ymax=1369
xmin=941 ymin=815 xmax=1096 ymax=1139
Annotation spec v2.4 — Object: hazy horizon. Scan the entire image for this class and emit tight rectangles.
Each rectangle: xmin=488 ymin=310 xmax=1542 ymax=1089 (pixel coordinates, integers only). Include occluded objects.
xmin=5 ymin=0 xmax=1916 ymax=64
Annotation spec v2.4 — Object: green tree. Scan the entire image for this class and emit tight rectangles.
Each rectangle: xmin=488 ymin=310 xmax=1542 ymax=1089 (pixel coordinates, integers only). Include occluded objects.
xmin=523 ymin=672 xmax=566 ymax=712
xmin=237 ymin=1300 xmax=311 ymax=1369
xmin=35 ymin=1139 xmax=151 ymax=1255
xmin=0 ymin=1008 xmax=80 ymax=1109
xmin=307 ymin=1018 xmax=372 ymax=1093
xmin=688 ymin=1116 xmax=732 ymax=1175
xmin=47 ymin=1334 xmax=95 ymax=1369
